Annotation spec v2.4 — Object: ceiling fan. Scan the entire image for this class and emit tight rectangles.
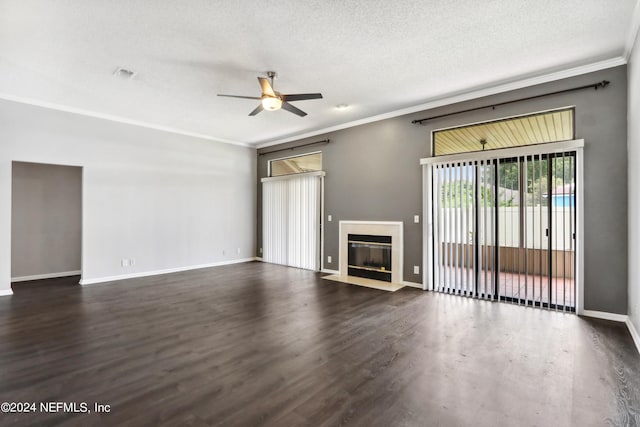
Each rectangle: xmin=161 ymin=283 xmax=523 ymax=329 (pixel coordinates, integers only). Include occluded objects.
xmin=217 ymin=71 xmax=322 ymax=117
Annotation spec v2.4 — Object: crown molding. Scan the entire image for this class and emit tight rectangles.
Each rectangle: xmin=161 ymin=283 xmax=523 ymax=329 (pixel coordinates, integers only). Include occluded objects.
xmin=0 ymin=55 xmax=628 ymax=150
xmin=0 ymin=93 xmax=250 ymax=148
xmin=625 ymin=0 xmax=640 ymax=61
xmin=256 ymin=56 xmax=626 ymax=149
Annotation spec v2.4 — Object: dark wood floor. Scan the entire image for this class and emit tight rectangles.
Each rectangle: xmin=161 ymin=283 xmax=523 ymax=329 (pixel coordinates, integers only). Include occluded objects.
xmin=1 ymin=262 xmax=638 ymax=426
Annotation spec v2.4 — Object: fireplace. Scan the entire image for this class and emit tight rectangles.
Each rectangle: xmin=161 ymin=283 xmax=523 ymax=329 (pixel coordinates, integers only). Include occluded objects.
xmin=337 ymin=221 xmax=403 ymax=286
xmin=348 ymin=234 xmax=392 ymax=282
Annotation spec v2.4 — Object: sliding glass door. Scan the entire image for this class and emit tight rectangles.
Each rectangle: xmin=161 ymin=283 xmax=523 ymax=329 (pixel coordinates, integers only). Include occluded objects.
xmin=427 ymin=148 xmax=577 ymax=311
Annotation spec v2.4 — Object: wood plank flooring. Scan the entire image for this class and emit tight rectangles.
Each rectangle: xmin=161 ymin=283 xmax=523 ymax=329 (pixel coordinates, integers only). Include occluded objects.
xmin=0 ymin=261 xmax=638 ymax=426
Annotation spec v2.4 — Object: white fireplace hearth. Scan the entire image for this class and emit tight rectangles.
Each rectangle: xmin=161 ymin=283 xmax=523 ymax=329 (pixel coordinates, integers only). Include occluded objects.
xmin=323 ymin=221 xmax=404 ymax=292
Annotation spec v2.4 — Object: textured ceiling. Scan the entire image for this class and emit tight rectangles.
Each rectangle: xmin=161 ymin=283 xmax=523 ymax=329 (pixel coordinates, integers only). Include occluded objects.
xmin=0 ymin=0 xmax=637 ymax=146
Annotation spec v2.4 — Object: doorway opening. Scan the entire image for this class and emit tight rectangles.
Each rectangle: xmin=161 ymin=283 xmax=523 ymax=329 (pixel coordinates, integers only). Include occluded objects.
xmin=11 ymin=162 xmax=82 ymax=286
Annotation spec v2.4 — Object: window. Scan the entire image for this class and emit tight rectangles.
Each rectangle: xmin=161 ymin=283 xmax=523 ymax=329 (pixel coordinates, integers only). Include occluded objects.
xmin=432 ymin=108 xmax=575 ymax=156
xmin=269 ymin=152 xmax=322 ymax=177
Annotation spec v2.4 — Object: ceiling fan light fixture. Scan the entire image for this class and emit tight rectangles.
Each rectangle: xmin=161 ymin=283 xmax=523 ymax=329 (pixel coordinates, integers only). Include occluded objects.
xmin=218 ymin=71 xmax=321 ymax=117
xmin=262 ymin=96 xmax=282 ymax=111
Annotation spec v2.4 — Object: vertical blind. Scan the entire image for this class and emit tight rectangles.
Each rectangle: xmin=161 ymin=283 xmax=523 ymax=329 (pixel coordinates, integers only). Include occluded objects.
xmin=432 ymin=159 xmax=497 ymax=298
xmin=426 ymin=147 xmax=577 ymax=311
xmin=263 ymin=178 xmax=289 ymax=265
xmin=262 ymin=173 xmax=323 ymax=271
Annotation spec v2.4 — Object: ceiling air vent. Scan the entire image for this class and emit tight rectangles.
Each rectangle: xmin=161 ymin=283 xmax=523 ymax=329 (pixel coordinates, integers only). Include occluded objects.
xmin=113 ymin=67 xmax=136 ymax=80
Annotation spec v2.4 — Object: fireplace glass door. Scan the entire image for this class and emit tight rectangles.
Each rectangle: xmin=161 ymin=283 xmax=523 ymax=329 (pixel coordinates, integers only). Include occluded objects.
xmin=347 ymin=234 xmax=392 ymax=282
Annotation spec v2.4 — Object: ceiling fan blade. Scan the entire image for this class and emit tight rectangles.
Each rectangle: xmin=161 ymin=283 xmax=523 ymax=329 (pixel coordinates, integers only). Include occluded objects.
xmin=249 ymin=104 xmax=264 ymax=116
xmin=258 ymin=77 xmax=276 ymax=97
xmin=281 ymin=102 xmax=307 ymax=117
xmin=217 ymin=94 xmax=261 ymax=100
xmin=282 ymin=93 xmax=323 ymax=102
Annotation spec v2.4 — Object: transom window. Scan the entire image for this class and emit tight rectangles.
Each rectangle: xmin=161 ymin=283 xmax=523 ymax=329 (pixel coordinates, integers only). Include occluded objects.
xmin=269 ymin=152 xmax=322 ymax=177
xmin=432 ymin=108 xmax=575 ymax=156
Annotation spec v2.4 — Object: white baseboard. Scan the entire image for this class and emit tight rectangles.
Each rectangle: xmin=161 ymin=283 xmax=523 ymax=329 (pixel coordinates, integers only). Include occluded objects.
xmin=0 ymin=288 xmax=14 ymax=297
xmin=581 ymin=310 xmax=628 ymax=322
xmin=11 ymin=270 xmax=81 ymax=283
xmin=79 ymin=258 xmax=257 ymax=286
xmin=403 ymin=281 xmax=424 ymax=289
xmin=321 ymin=268 xmax=339 ymax=275
xmin=255 ymin=257 xmax=263 ymax=262
xmin=626 ymin=318 xmax=640 ymax=355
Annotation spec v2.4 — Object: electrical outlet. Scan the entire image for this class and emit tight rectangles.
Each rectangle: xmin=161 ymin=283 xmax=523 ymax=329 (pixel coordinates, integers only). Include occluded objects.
xmin=259 ymin=247 xmax=263 ymax=254
xmin=328 ymin=214 xmax=332 ymax=222
xmin=222 ymin=250 xmax=226 ymax=256
xmin=121 ymin=259 xmax=129 ymax=267
xmin=237 ymin=248 xmax=241 ymax=254
xmin=414 ymin=215 xmax=420 ymax=223
xmin=327 ymin=255 xmax=332 ymax=263
xmin=414 ymin=265 xmax=420 ymax=275
xmin=130 ymin=258 xmax=136 ymax=266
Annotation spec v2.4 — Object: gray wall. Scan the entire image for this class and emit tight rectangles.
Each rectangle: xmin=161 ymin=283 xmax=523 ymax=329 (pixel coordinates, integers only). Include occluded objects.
xmin=11 ymin=162 xmax=82 ymax=278
xmin=257 ymin=66 xmax=628 ymax=314
xmin=628 ymin=36 xmax=640 ymax=331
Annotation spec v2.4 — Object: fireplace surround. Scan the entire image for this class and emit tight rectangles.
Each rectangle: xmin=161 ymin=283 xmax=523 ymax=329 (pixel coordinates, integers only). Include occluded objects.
xmin=338 ymin=221 xmax=403 ymax=286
